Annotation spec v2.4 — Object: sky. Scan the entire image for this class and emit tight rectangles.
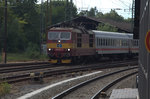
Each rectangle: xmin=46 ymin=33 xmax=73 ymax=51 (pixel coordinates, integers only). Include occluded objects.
xmin=38 ymin=0 xmax=133 ymax=19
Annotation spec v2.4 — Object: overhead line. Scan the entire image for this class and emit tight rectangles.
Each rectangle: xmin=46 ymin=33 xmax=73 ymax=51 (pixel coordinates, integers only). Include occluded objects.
xmin=118 ymin=0 xmax=129 ymax=7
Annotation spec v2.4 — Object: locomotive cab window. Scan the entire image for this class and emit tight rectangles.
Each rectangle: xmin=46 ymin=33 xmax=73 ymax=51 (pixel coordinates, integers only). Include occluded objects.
xmin=48 ymin=32 xmax=71 ymax=40
xmin=48 ymin=32 xmax=59 ymax=40
xmin=60 ymin=32 xmax=71 ymax=40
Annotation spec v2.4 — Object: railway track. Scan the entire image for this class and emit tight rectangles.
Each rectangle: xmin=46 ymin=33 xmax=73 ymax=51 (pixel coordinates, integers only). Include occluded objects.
xmin=51 ymin=67 xmax=137 ymax=99
xmin=91 ymin=71 xmax=137 ymax=99
xmin=1 ymin=60 xmax=138 ymax=84
xmin=0 ymin=61 xmax=49 ymax=68
xmin=0 ymin=59 xmax=137 ymax=74
xmin=0 ymin=62 xmax=53 ymax=74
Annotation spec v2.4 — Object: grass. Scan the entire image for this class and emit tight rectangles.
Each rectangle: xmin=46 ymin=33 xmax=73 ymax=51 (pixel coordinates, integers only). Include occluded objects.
xmin=0 ymin=53 xmax=48 ymax=63
xmin=0 ymin=82 xmax=11 ymax=96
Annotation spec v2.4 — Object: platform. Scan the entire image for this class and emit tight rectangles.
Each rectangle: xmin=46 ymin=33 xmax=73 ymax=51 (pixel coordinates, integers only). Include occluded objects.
xmin=109 ymin=88 xmax=139 ymax=99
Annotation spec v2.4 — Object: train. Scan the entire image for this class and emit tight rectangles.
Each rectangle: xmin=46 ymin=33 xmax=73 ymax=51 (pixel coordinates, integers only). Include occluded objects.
xmin=46 ymin=27 xmax=139 ymax=64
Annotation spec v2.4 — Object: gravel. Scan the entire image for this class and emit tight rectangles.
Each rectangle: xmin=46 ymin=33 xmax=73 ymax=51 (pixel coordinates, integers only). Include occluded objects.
xmin=0 ymin=66 xmax=136 ymax=99
xmin=61 ymin=69 xmax=137 ymax=99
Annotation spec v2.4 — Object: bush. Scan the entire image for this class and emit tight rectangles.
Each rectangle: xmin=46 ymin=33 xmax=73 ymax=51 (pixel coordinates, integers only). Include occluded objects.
xmin=0 ymin=82 xmax=11 ymax=96
xmin=25 ymin=43 xmax=40 ymax=59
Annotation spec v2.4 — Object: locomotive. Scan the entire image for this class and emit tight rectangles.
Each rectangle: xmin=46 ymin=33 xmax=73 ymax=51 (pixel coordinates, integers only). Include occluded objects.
xmin=47 ymin=27 xmax=139 ymax=64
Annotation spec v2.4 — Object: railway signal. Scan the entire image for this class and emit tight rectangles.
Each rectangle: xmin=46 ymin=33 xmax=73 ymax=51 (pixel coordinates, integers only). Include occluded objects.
xmin=145 ymin=30 xmax=150 ymax=53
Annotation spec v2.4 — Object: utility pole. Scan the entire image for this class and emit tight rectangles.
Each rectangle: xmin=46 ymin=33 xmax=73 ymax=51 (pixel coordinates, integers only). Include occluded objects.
xmin=132 ymin=0 xmax=135 ymax=31
xmin=3 ymin=0 xmax=7 ymax=63
xmin=65 ymin=0 xmax=69 ymax=20
xmin=70 ymin=0 xmax=73 ymax=19
xmin=49 ymin=0 xmax=52 ymax=26
xmin=46 ymin=0 xmax=49 ymax=26
xmin=40 ymin=0 xmax=44 ymax=54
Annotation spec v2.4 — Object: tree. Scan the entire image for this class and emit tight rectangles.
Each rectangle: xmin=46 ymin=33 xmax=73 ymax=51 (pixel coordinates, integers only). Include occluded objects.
xmin=102 ymin=9 xmax=124 ymax=22
xmin=78 ymin=7 xmax=98 ymax=17
xmin=0 ymin=0 xmax=77 ymax=53
xmin=46 ymin=1 xmax=77 ymax=25
xmin=87 ymin=7 xmax=98 ymax=17
xmin=97 ymin=23 xmax=118 ymax=32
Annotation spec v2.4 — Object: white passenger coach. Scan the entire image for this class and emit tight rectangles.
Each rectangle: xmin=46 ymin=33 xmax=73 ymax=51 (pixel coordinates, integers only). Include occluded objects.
xmin=93 ymin=30 xmax=139 ymax=56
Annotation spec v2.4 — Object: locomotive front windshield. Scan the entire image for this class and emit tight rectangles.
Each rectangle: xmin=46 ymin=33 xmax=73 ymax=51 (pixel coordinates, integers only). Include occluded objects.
xmin=48 ymin=32 xmax=71 ymax=40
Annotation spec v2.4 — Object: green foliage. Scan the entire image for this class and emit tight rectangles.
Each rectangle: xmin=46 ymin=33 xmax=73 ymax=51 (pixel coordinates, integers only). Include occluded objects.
xmin=87 ymin=7 xmax=98 ymax=17
xmin=0 ymin=82 xmax=11 ymax=96
xmin=125 ymin=18 xmax=133 ymax=23
xmin=97 ymin=23 xmax=118 ymax=32
xmin=102 ymin=9 xmax=124 ymax=22
xmin=25 ymin=43 xmax=40 ymax=59
xmin=79 ymin=7 xmax=98 ymax=17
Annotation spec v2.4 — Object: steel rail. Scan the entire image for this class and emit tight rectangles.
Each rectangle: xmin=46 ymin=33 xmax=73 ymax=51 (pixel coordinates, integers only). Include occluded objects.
xmin=0 ymin=62 xmax=49 ymax=68
xmin=91 ymin=71 xmax=138 ymax=99
xmin=51 ymin=67 xmax=137 ymax=99
xmin=2 ymin=61 xmax=137 ymax=83
xmin=0 ymin=60 xmax=137 ymax=74
xmin=0 ymin=64 xmax=53 ymax=73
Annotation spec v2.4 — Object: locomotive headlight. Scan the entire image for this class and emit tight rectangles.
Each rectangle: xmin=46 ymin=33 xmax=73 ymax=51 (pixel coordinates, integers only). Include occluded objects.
xmin=48 ymin=48 xmax=51 ymax=51
xmin=58 ymin=40 xmax=61 ymax=43
xmin=67 ymin=48 xmax=70 ymax=51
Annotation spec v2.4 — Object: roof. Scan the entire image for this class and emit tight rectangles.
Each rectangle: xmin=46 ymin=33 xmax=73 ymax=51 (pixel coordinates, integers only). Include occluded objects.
xmin=48 ymin=16 xmax=133 ymax=33
xmin=93 ymin=30 xmax=133 ymax=39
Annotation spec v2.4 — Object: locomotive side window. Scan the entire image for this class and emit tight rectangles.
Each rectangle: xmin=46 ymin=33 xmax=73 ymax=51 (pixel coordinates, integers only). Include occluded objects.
xmin=89 ymin=34 xmax=94 ymax=47
xmin=77 ymin=33 xmax=82 ymax=47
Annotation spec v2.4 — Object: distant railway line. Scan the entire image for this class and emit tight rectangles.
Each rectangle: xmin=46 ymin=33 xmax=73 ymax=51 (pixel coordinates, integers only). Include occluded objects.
xmin=0 ymin=60 xmax=138 ymax=84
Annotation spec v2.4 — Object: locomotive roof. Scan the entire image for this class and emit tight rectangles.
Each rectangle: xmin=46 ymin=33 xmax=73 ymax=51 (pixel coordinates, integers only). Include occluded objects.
xmin=93 ymin=30 xmax=133 ymax=39
xmin=49 ymin=27 xmax=94 ymax=34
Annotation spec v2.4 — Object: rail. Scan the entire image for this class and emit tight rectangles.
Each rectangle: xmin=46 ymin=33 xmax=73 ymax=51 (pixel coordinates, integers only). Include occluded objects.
xmin=91 ymin=71 xmax=138 ymax=99
xmin=51 ymin=66 xmax=137 ymax=99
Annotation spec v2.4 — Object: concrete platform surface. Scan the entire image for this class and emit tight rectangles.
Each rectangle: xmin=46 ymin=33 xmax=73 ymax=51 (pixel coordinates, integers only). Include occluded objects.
xmin=109 ymin=88 xmax=139 ymax=99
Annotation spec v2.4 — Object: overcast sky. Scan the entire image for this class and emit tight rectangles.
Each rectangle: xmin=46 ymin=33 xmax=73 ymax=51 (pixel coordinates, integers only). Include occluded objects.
xmin=38 ymin=0 xmax=133 ymax=18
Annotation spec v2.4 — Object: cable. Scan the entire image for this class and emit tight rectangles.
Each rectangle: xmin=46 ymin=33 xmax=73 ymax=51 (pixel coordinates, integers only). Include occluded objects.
xmin=118 ymin=0 xmax=129 ymax=7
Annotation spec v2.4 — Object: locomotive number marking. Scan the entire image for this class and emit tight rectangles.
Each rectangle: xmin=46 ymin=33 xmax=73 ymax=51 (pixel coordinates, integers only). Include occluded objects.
xmin=57 ymin=44 xmax=62 ymax=48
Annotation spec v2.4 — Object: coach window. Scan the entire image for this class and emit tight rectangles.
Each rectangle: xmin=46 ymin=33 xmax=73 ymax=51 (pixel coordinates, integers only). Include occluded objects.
xmin=99 ymin=38 xmax=100 ymax=46
xmin=102 ymin=39 xmax=104 ymax=46
xmin=99 ymin=38 xmax=101 ymax=46
xmin=105 ymin=39 xmax=107 ymax=46
xmin=98 ymin=38 xmax=99 ymax=46
xmin=100 ymin=38 xmax=101 ymax=46
xmin=101 ymin=39 xmax=103 ymax=46
xmin=104 ymin=39 xmax=106 ymax=46
xmin=110 ymin=39 xmax=112 ymax=46
xmin=97 ymin=38 xmax=98 ymax=46
xmin=108 ymin=39 xmax=110 ymax=46
xmin=137 ymin=40 xmax=139 ymax=46
xmin=120 ymin=40 xmax=122 ymax=46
